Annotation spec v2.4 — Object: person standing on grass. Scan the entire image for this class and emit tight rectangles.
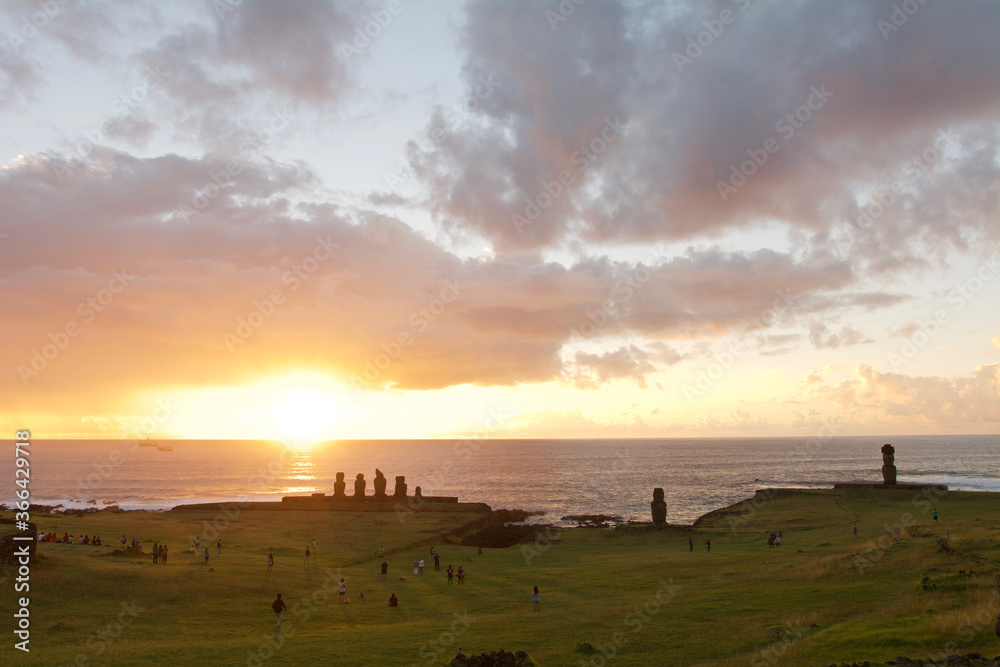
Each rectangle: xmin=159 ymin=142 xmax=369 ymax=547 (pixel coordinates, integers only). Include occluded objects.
xmin=447 ymin=565 xmax=454 ymax=585
xmin=272 ymin=593 xmax=287 ymax=630
xmin=933 ymin=508 xmax=938 ymax=522
xmin=267 ymin=552 xmax=274 ymax=571
xmin=204 ymin=547 xmax=210 ymax=564
xmin=688 ymin=537 xmax=693 ymax=552
xmin=305 ymin=546 xmax=311 ymax=564
xmin=380 ymin=559 xmax=388 ymax=576
xmin=705 ymin=538 xmax=711 ymax=553
xmin=338 ymin=578 xmax=347 ymax=603
xmin=217 ymin=538 xmax=222 ymax=555
xmin=457 ymin=566 xmax=465 ymax=585
xmin=378 ymin=545 xmax=384 ymax=559
xmin=433 ymin=551 xmax=440 ymax=571
xmin=413 ymin=559 xmax=419 ymax=575
xmin=775 ymin=533 xmax=781 ymax=547
xmin=162 ymin=545 xmax=168 ymax=564
xmin=419 ymin=558 xmax=424 ymax=575
xmin=312 ymin=538 xmax=317 ymax=556
xmin=532 ymin=586 xmax=540 ymax=612
xmin=153 ymin=542 xmax=159 ymax=564
xmin=853 ymin=523 xmax=857 ymax=536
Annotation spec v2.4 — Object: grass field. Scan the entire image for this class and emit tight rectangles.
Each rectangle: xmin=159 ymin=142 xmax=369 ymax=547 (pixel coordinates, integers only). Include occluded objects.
xmin=2 ymin=488 xmax=999 ymax=666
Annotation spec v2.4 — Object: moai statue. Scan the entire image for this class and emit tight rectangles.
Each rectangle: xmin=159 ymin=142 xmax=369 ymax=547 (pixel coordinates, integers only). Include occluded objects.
xmin=881 ymin=444 xmax=897 ymax=485
xmin=373 ymin=469 xmax=388 ymax=498
xmin=394 ymin=476 xmax=407 ymax=498
xmin=650 ymin=488 xmax=667 ymax=525
xmin=354 ymin=473 xmax=366 ymax=497
xmin=333 ymin=472 xmax=346 ymax=497
xmin=414 ymin=486 xmax=423 ymax=501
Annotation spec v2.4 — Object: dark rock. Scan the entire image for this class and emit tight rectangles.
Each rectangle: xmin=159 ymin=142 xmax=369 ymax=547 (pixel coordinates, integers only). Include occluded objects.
xmin=373 ymin=469 xmax=387 ymax=498
xmin=882 ymin=443 xmax=897 ymax=485
xmin=650 ymin=487 xmax=667 ymax=525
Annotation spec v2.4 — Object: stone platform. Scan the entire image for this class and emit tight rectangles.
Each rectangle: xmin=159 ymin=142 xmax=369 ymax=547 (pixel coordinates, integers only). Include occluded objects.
xmin=832 ymin=482 xmax=948 ymax=491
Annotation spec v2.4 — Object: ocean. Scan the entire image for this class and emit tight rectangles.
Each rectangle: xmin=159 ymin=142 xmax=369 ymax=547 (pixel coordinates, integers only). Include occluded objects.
xmin=3 ymin=435 xmax=997 ymax=525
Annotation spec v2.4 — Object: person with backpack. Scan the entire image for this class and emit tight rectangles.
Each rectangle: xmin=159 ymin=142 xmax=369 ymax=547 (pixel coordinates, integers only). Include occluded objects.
xmin=272 ymin=594 xmax=287 ymax=630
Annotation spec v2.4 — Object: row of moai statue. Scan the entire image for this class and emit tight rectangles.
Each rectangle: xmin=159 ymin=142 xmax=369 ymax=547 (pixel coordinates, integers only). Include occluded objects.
xmin=881 ymin=443 xmax=897 ymax=485
xmin=333 ymin=469 xmax=421 ymax=499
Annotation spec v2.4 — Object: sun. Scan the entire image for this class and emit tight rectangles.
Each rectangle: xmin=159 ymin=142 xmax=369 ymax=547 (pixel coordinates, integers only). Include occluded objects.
xmin=269 ymin=391 xmax=339 ymax=442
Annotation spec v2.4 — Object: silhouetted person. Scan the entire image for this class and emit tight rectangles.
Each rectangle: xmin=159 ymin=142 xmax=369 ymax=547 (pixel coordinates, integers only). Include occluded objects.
xmin=272 ymin=594 xmax=287 ymax=630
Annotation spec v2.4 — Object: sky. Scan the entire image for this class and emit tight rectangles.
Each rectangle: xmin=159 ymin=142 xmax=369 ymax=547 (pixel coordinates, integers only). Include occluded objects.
xmin=1 ymin=0 xmax=998 ymax=441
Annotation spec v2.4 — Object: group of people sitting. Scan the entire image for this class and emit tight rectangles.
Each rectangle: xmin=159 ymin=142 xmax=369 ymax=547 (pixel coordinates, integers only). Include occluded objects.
xmin=39 ymin=532 xmax=103 ymax=545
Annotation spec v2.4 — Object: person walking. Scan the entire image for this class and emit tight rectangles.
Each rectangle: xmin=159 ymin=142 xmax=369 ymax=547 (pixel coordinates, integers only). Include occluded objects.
xmin=457 ymin=566 xmax=465 ymax=585
xmin=433 ymin=551 xmax=440 ymax=571
xmin=933 ymin=508 xmax=938 ymax=522
xmin=272 ymin=593 xmax=287 ymax=630
xmin=447 ymin=565 xmax=454 ymax=585
xmin=267 ymin=552 xmax=274 ymax=571
xmin=217 ymin=538 xmax=222 ymax=556
xmin=688 ymin=537 xmax=693 ymax=552
xmin=413 ymin=559 xmax=419 ymax=575
xmin=853 ymin=523 xmax=857 ymax=536
xmin=204 ymin=546 xmax=210 ymax=564
xmin=418 ymin=559 xmax=424 ymax=575
xmin=312 ymin=538 xmax=318 ymax=556
xmin=705 ymin=538 xmax=711 ymax=553
xmin=338 ymin=578 xmax=347 ymax=603
xmin=304 ymin=547 xmax=310 ymax=565
xmin=532 ymin=586 xmax=540 ymax=612
xmin=378 ymin=545 xmax=384 ymax=559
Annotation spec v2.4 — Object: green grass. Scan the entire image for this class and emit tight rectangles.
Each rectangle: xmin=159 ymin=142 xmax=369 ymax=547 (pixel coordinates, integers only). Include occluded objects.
xmin=2 ymin=489 xmax=999 ymax=665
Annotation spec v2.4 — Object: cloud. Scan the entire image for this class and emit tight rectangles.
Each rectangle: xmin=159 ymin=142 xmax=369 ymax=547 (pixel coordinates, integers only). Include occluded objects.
xmin=808 ymin=363 xmax=1000 ymax=426
xmin=808 ymin=321 xmax=873 ymax=349
xmin=410 ymin=0 xmax=1000 ymax=276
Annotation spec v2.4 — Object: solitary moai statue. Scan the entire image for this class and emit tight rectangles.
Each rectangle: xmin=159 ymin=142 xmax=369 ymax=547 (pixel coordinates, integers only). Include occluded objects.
xmin=333 ymin=472 xmax=346 ymax=497
xmin=650 ymin=488 xmax=667 ymax=525
xmin=881 ymin=444 xmax=897 ymax=485
xmin=394 ymin=476 xmax=407 ymax=498
xmin=374 ymin=469 xmax=387 ymax=498
xmin=354 ymin=473 xmax=366 ymax=497
xmin=414 ymin=486 xmax=423 ymax=501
